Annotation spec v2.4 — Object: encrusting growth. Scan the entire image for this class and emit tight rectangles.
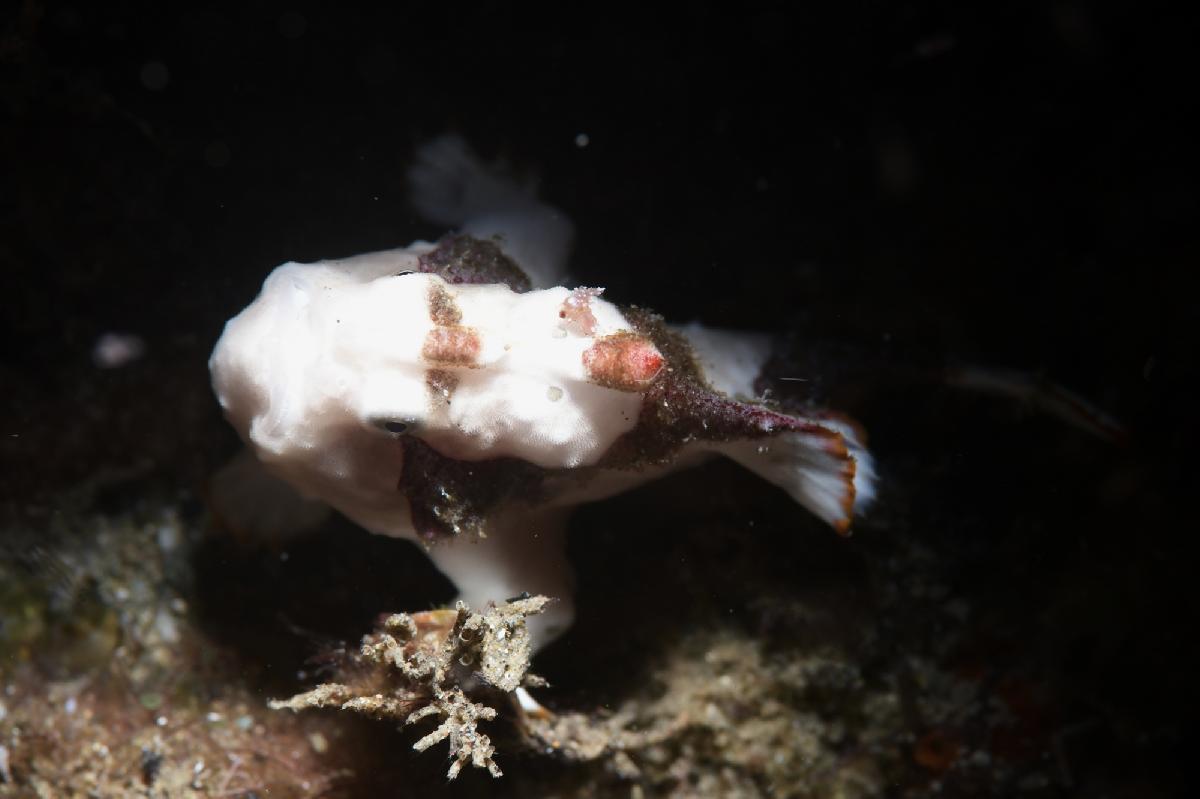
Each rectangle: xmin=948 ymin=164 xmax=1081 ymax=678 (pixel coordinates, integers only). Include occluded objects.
xmin=269 ymin=596 xmax=550 ymax=779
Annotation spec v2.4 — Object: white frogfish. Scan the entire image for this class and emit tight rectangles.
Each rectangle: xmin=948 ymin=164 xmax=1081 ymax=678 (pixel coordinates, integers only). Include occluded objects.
xmin=209 ymin=136 xmax=875 ymax=646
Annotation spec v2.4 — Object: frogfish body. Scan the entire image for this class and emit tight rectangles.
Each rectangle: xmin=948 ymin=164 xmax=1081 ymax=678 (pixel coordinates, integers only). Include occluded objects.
xmin=209 ymin=136 xmax=875 ymax=646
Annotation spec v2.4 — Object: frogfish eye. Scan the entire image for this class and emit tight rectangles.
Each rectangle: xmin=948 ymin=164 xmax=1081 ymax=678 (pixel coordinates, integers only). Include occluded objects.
xmin=394 ymin=270 xmax=416 ymax=277
xmin=373 ymin=418 xmax=415 ymax=435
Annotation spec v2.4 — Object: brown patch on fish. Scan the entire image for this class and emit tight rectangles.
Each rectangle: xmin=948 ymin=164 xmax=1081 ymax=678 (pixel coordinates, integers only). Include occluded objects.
xmin=428 ymin=283 xmax=463 ymax=326
xmin=426 ymin=369 xmax=460 ymax=404
xmin=422 ymin=327 xmax=481 ymax=366
xmin=582 ymin=332 xmax=664 ymax=392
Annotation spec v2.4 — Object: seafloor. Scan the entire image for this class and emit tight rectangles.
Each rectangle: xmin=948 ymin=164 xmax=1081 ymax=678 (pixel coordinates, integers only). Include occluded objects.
xmin=1 ymin=4 xmax=1191 ymax=797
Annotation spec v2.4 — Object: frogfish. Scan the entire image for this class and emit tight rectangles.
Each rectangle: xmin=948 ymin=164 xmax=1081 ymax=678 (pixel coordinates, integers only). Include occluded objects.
xmin=209 ymin=135 xmax=875 ymax=645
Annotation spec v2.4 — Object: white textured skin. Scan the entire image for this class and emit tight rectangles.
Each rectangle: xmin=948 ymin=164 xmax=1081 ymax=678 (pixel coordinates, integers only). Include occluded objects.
xmin=211 ymin=252 xmax=644 ymax=498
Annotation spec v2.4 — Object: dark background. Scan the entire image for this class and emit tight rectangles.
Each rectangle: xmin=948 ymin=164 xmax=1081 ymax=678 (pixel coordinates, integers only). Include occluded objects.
xmin=2 ymin=1 xmax=1194 ymax=794
xmin=4 ymin=2 xmax=1193 ymax=481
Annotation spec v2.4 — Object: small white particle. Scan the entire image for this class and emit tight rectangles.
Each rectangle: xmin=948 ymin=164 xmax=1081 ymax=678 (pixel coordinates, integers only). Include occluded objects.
xmin=574 ymin=133 xmax=590 ymax=148
xmin=156 ymin=715 xmax=168 ymax=727
xmin=157 ymin=522 xmax=181 ymax=552
xmin=93 ymin=332 xmax=146 ymax=369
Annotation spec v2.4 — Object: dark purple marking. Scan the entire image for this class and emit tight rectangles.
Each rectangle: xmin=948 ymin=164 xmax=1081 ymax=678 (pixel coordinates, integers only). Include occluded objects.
xmin=417 ymin=234 xmax=532 ymax=292
xmin=398 ymin=438 xmax=548 ymax=543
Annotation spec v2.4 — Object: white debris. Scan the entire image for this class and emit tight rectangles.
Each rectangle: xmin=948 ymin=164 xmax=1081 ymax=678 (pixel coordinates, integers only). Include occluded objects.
xmin=92 ymin=332 xmax=146 ymax=368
